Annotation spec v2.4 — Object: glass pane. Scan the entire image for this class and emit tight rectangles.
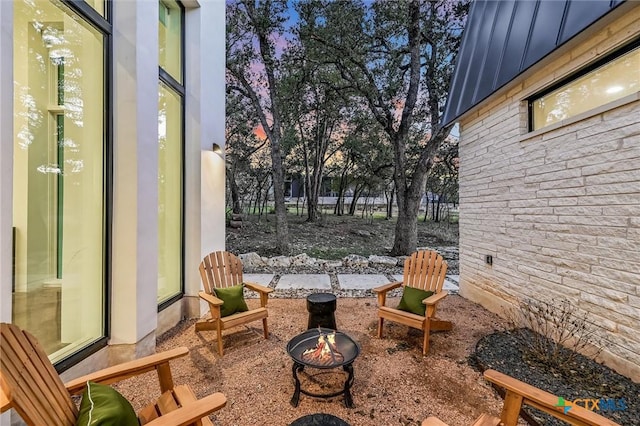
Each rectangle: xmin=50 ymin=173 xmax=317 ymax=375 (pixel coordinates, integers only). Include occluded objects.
xmin=532 ymin=46 xmax=640 ymax=130
xmin=158 ymin=83 xmax=183 ymax=303
xmin=84 ymin=0 xmax=105 ymax=18
xmin=12 ymin=0 xmax=106 ymax=362
xmin=159 ymin=0 xmax=182 ymax=83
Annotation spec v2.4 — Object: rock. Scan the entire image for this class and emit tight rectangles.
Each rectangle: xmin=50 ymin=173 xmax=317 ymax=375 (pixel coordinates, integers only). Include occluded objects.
xmin=239 ymin=252 xmax=265 ymax=267
xmin=351 ymin=229 xmax=372 ymax=237
xmin=290 ymin=253 xmax=316 ymax=266
xmin=267 ymin=256 xmax=291 ymax=267
xmin=315 ymin=259 xmax=343 ymax=269
xmin=343 ymin=254 xmax=369 ymax=267
xmin=368 ymin=255 xmax=397 ymax=267
xmin=396 ymin=255 xmax=408 ymax=266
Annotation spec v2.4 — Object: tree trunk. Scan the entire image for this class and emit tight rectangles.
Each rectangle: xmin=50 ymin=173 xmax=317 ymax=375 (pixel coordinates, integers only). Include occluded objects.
xmin=386 ymin=183 xmax=395 ymax=220
xmin=391 ymin=196 xmax=420 ymax=255
xmin=431 ymin=196 xmax=437 ymax=222
xmin=228 ymin=172 xmax=242 ymax=214
xmin=270 ymin=150 xmax=290 ymax=253
xmin=334 ymin=155 xmax=351 ymax=216
xmin=348 ymin=184 xmax=363 ymax=216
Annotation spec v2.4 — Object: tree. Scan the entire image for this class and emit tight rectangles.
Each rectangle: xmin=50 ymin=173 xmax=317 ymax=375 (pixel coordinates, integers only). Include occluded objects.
xmin=226 ymin=0 xmax=291 ymax=254
xmin=297 ymin=0 xmax=469 ymax=255
xmin=425 ymin=137 xmax=459 ymax=223
xmin=279 ymin=47 xmax=347 ymax=222
xmin=225 ymin=90 xmax=268 ymax=215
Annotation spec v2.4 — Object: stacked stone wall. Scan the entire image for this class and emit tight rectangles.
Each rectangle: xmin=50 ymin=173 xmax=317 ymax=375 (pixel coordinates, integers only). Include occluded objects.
xmin=457 ymin=5 xmax=640 ymax=381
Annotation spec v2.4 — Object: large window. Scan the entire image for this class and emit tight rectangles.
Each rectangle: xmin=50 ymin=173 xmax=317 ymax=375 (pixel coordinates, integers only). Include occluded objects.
xmin=159 ymin=0 xmax=183 ymax=84
xmin=12 ymin=0 xmax=108 ymax=363
xmin=158 ymin=83 xmax=183 ymax=304
xmin=530 ymin=42 xmax=640 ymax=131
xmin=158 ymin=0 xmax=184 ymax=305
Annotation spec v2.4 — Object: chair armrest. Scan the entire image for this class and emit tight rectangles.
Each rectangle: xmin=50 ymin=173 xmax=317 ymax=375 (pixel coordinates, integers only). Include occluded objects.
xmin=144 ymin=392 xmax=227 ymax=426
xmin=484 ymin=369 xmax=621 ymax=426
xmin=373 ymin=281 xmax=403 ymax=294
xmin=199 ymin=291 xmax=223 ymax=306
xmin=64 ymin=347 xmax=189 ymax=395
xmin=244 ymin=281 xmax=273 ymax=294
xmin=423 ymin=291 xmax=448 ymax=306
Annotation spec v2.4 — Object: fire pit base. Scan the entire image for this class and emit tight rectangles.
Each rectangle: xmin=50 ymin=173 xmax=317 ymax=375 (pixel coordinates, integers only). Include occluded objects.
xmin=289 ymin=413 xmax=350 ymax=426
xmin=286 ymin=328 xmax=360 ymax=409
xmin=290 ymin=361 xmax=355 ymax=408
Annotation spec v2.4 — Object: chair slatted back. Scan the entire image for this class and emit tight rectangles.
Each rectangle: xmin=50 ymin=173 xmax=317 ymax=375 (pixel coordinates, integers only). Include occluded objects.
xmin=403 ymin=250 xmax=448 ymax=293
xmin=1 ymin=322 xmax=78 ymax=425
xmin=199 ymin=251 xmax=244 ymax=293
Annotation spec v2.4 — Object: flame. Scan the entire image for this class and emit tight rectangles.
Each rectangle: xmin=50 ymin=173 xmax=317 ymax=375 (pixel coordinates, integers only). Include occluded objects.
xmin=302 ymin=329 xmax=344 ymax=366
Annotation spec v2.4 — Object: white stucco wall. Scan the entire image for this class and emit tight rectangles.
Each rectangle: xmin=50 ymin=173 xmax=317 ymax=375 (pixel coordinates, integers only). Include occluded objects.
xmin=457 ymin=4 xmax=640 ymax=381
xmin=183 ymin=0 xmax=226 ymax=313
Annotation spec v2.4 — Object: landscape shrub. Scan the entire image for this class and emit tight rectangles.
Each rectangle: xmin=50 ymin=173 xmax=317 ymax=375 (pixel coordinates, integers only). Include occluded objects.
xmin=505 ymin=296 xmax=602 ymax=373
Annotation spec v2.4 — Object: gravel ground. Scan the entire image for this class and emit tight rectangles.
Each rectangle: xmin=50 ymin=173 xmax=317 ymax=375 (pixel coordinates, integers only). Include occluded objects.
xmin=114 ymin=295 xmax=508 ymax=426
xmin=472 ymin=329 xmax=639 ymax=426
xmin=110 ymin=289 xmax=639 ymax=426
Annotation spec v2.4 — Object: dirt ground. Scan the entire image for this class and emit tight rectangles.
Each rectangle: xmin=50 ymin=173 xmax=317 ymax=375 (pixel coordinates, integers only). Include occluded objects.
xmin=225 ymin=212 xmax=458 ymax=261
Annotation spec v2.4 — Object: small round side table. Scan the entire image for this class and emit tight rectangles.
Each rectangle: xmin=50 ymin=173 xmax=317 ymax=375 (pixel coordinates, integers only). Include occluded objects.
xmin=306 ymin=292 xmax=337 ymax=330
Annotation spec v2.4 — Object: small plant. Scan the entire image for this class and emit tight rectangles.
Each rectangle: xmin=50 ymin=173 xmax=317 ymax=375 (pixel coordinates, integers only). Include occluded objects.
xmin=505 ymin=296 xmax=602 ymax=373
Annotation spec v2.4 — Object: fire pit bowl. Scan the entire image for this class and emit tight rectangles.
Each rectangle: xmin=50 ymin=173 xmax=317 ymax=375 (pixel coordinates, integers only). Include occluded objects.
xmin=287 ymin=328 xmax=360 ymax=368
xmin=286 ymin=328 xmax=360 ymax=408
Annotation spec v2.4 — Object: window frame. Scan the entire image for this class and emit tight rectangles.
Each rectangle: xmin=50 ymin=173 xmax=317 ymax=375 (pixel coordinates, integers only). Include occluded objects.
xmin=527 ymin=37 xmax=640 ymax=132
xmin=157 ymin=0 xmax=186 ymax=311
xmin=51 ymin=0 xmax=112 ymax=373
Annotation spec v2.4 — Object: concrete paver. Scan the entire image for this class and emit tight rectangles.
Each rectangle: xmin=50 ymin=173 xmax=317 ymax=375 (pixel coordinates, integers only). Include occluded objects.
xmin=243 ymin=274 xmax=275 ymax=287
xmin=337 ymin=274 xmax=390 ymax=290
xmin=276 ymin=274 xmax=331 ymax=290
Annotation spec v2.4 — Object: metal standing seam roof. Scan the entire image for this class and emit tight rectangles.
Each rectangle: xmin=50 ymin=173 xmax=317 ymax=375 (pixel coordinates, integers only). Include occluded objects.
xmin=442 ymin=0 xmax=626 ymax=127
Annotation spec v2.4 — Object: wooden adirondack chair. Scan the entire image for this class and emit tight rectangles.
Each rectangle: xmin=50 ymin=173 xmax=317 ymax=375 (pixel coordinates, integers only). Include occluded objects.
xmin=422 ymin=369 xmax=621 ymax=426
xmin=0 ymin=322 xmax=226 ymax=426
xmin=197 ymin=251 xmax=273 ymax=356
xmin=373 ymin=250 xmax=452 ymax=355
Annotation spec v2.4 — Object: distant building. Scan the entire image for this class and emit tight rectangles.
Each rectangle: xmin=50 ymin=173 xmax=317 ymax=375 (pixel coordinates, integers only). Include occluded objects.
xmin=444 ymin=0 xmax=640 ymax=381
xmin=0 ymin=0 xmax=225 ymax=387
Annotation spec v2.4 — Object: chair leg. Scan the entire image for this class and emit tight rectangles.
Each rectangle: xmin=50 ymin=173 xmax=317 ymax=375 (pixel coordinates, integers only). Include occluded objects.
xmin=262 ymin=318 xmax=269 ymax=339
xmin=423 ymin=320 xmax=431 ymax=356
xmin=377 ymin=317 xmax=384 ymax=338
xmin=217 ymin=326 xmax=224 ymax=356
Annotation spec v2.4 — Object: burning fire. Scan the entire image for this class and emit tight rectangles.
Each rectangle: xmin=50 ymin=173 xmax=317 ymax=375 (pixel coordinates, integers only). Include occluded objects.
xmin=302 ymin=329 xmax=344 ymax=366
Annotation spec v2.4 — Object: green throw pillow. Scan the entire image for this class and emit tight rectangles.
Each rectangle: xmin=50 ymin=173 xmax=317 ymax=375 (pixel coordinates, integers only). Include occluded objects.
xmin=214 ymin=284 xmax=249 ymax=317
xmin=76 ymin=381 xmax=138 ymax=426
xmin=397 ymin=286 xmax=434 ymax=316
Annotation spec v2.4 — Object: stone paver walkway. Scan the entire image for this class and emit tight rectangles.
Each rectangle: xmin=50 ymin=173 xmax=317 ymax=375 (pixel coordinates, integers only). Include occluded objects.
xmin=244 ymin=273 xmax=459 ymax=294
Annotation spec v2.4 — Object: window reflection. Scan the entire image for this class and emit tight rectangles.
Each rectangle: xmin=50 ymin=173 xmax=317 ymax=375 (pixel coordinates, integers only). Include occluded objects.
xmin=531 ymin=46 xmax=640 ymax=130
xmin=159 ymin=0 xmax=183 ymax=84
xmin=12 ymin=0 xmax=105 ymax=363
xmin=157 ymin=83 xmax=183 ymax=303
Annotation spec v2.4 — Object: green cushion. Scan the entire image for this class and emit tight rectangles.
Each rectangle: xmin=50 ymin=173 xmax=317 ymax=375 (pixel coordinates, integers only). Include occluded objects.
xmin=76 ymin=381 xmax=138 ymax=426
xmin=397 ymin=286 xmax=434 ymax=316
xmin=215 ymin=284 xmax=249 ymax=317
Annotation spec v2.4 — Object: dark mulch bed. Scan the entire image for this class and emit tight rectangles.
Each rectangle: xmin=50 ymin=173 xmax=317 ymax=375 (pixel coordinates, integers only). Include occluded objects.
xmin=470 ymin=329 xmax=639 ymax=426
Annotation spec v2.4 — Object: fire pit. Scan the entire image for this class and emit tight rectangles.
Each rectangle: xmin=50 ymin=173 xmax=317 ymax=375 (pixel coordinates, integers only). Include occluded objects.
xmin=286 ymin=327 xmax=360 ymax=408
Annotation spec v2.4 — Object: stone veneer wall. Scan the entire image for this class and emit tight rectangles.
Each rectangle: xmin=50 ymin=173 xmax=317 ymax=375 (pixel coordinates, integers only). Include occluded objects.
xmin=457 ymin=4 xmax=640 ymax=382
